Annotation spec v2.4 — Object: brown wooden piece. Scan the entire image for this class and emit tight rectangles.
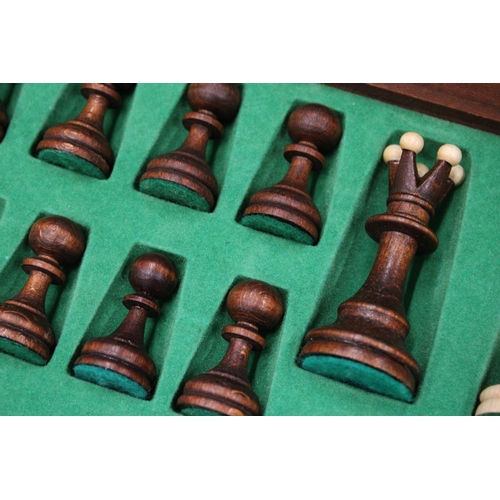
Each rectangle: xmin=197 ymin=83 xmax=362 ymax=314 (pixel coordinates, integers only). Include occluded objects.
xmin=241 ymin=103 xmax=341 ymax=244
xmin=298 ymin=134 xmax=461 ymax=401
xmin=177 ymin=279 xmax=284 ymax=416
xmin=0 ymin=215 xmax=86 ymax=365
xmin=139 ymin=83 xmax=241 ymax=212
xmin=72 ymin=252 xmax=178 ymax=399
xmin=0 ymin=98 xmax=8 ymax=142
xmin=35 ymin=83 xmax=131 ymax=178
xmin=328 ymin=84 xmax=500 ymax=136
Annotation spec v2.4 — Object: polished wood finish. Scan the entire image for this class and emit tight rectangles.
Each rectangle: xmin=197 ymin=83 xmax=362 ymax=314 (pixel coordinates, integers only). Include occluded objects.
xmin=73 ymin=252 xmax=178 ymax=398
xmin=0 ymin=215 xmax=86 ymax=364
xmin=139 ymin=83 xmax=241 ymax=211
xmin=36 ymin=83 xmax=131 ymax=178
xmin=177 ymin=279 xmax=284 ymax=416
xmin=329 ymin=84 xmax=500 ymax=135
xmin=298 ymin=138 xmax=459 ymax=398
xmin=242 ymin=103 xmax=341 ymax=244
xmin=0 ymin=99 xmax=8 ymax=142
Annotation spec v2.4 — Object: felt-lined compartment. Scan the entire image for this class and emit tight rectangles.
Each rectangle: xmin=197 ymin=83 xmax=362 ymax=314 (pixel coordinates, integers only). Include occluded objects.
xmin=0 ymin=82 xmax=498 ymax=415
xmin=68 ymin=243 xmax=185 ymax=400
xmin=236 ymin=99 xmax=345 ymax=244
xmin=171 ymin=275 xmax=288 ymax=414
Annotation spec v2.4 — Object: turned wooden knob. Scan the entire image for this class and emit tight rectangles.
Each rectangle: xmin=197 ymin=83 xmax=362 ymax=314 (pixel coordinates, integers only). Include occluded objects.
xmin=241 ymin=103 xmax=341 ymax=245
xmin=176 ymin=279 xmax=284 ymax=416
xmin=0 ymin=215 xmax=86 ymax=365
xmin=475 ymin=384 xmax=500 ymax=416
xmin=139 ymin=83 xmax=242 ymax=212
xmin=73 ymin=252 xmax=178 ymax=400
xmin=36 ymin=83 xmax=134 ymax=179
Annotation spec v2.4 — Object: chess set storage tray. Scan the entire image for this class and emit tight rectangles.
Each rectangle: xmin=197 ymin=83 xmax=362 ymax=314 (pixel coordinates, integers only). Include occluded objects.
xmin=1 ymin=82 xmax=499 ymax=416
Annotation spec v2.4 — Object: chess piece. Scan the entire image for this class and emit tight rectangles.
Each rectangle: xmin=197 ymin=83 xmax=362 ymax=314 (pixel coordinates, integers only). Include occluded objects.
xmin=177 ymin=279 xmax=284 ymax=416
xmin=297 ymin=132 xmax=465 ymax=402
xmin=0 ymin=98 xmax=8 ymax=142
xmin=475 ymin=384 xmax=500 ymax=415
xmin=73 ymin=252 xmax=178 ymax=399
xmin=241 ymin=103 xmax=341 ymax=245
xmin=139 ymin=83 xmax=241 ymax=212
xmin=36 ymin=83 xmax=134 ymax=179
xmin=0 ymin=215 xmax=86 ymax=365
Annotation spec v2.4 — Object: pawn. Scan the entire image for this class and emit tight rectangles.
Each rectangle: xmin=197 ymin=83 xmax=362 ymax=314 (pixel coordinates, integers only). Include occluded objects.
xmin=0 ymin=98 xmax=8 ymax=142
xmin=177 ymin=279 xmax=284 ymax=416
xmin=139 ymin=83 xmax=241 ymax=212
xmin=0 ymin=215 xmax=86 ymax=365
xmin=241 ymin=103 xmax=342 ymax=245
xmin=72 ymin=253 xmax=178 ymax=399
xmin=475 ymin=384 xmax=500 ymax=416
xmin=36 ymin=83 xmax=134 ymax=179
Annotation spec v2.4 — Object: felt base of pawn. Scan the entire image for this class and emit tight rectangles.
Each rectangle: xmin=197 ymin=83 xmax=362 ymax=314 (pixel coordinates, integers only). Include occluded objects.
xmin=241 ymin=213 xmax=315 ymax=245
xmin=140 ymin=178 xmax=211 ymax=212
xmin=38 ymin=149 xmax=107 ymax=179
xmin=73 ymin=363 xmax=149 ymax=400
xmin=0 ymin=337 xmax=48 ymax=365
xmin=180 ymin=407 xmax=222 ymax=417
xmin=299 ymin=355 xmax=414 ymax=403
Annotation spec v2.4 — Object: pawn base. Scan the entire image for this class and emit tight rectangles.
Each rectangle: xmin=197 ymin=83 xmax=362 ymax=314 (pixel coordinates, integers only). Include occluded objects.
xmin=140 ymin=177 xmax=211 ymax=212
xmin=38 ymin=149 xmax=107 ymax=179
xmin=0 ymin=336 xmax=48 ymax=365
xmin=73 ymin=363 xmax=149 ymax=400
xmin=241 ymin=213 xmax=315 ymax=245
xmin=177 ymin=370 xmax=261 ymax=416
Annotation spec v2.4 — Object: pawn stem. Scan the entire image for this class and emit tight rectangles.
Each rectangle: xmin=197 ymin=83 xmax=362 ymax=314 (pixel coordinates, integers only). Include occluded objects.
xmin=72 ymin=252 xmax=178 ymax=399
xmin=176 ymin=279 xmax=284 ymax=416
xmin=241 ymin=103 xmax=341 ymax=245
xmin=139 ymin=83 xmax=241 ymax=212
xmin=0 ymin=215 xmax=86 ymax=365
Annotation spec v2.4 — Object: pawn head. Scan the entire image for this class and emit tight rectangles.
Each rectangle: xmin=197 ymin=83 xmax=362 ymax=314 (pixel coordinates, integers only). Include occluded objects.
xmin=129 ymin=252 xmax=178 ymax=300
xmin=29 ymin=215 xmax=86 ymax=267
xmin=226 ymin=279 xmax=284 ymax=332
xmin=287 ymin=103 xmax=342 ymax=153
xmin=187 ymin=83 xmax=242 ymax=123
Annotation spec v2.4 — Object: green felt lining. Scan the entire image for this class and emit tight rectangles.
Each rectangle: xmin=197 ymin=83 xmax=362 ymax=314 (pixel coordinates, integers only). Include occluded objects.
xmin=140 ymin=178 xmax=211 ymax=212
xmin=0 ymin=337 xmax=47 ymax=365
xmin=241 ymin=213 xmax=314 ymax=245
xmin=300 ymin=355 xmax=414 ymax=403
xmin=73 ymin=364 xmax=149 ymax=400
xmin=0 ymin=83 xmax=497 ymax=416
xmin=38 ymin=149 xmax=106 ymax=179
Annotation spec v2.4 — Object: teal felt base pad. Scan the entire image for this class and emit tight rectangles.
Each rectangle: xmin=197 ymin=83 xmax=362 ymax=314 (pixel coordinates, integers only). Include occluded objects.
xmin=73 ymin=364 xmax=149 ymax=400
xmin=0 ymin=337 xmax=47 ymax=365
xmin=299 ymin=355 xmax=414 ymax=403
xmin=140 ymin=178 xmax=211 ymax=212
xmin=241 ymin=214 xmax=314 ymax=245
xmin=38 ymin=149 xmax=107 ymax=179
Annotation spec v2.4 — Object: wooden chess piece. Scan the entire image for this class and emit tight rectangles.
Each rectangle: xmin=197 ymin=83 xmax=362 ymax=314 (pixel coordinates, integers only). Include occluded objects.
xmin=0 ymin=215 xmax=86 ymax=365
xmin=241 ymin=103 xmax=342 ymax=245
xmin=297 ymin=132 xmax=465 ymax=402
xmin=72 ymin=252 xmax=178 ymax=399
xmin=139 ymin=83 xmax=241 ymax=212
xmin=36 ymin=83 xmax=134 ymax=179
xmin=0 ymin=98 xmax=8 ymax=142
xmin=177 ymin=279 xmax=284 ymax=416
xmin=475 ymin=384 xmax=500 ymax=415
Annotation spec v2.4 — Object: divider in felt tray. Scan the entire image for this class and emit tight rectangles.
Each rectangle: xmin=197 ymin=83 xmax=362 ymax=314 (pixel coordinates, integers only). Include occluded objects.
xmin=168 ymin=274 xmax=288 ymax=416
xmin=67 ymin=243 xmax=186 ymax=400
